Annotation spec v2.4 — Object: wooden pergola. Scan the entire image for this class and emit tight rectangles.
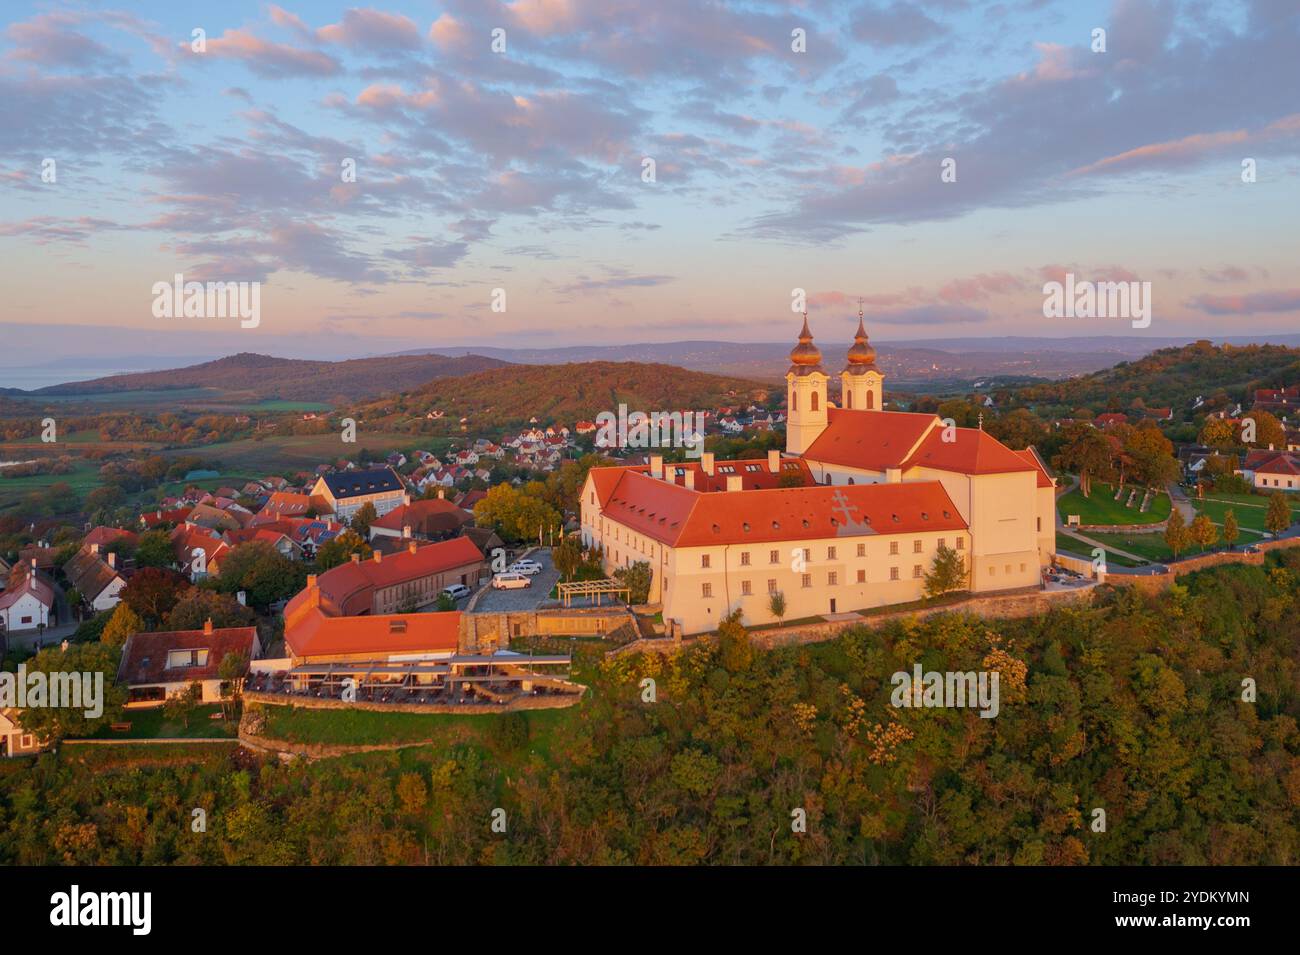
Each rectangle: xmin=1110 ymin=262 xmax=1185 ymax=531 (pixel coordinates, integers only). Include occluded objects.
xmin=555 ymin=578 xmax=632 ymax=607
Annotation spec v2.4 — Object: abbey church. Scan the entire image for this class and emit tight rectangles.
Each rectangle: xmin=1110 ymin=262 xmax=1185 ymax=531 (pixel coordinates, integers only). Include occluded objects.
xmin=580 ymin=318 xmax=1057 ymax=635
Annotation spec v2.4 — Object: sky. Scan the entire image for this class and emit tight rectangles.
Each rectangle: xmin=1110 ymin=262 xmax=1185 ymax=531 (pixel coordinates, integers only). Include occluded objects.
xmin=1 ymin=0 xmax=1298 ymax=365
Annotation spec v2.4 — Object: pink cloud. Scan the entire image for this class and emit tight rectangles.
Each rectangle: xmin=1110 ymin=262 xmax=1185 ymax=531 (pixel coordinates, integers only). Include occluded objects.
xmin=193 ymin=28 xmax=340 ymax=77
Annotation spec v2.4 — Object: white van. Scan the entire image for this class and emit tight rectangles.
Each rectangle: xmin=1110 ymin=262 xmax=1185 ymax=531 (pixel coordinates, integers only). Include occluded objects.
xmin=492 ymin=573 xmax=531 ymax=590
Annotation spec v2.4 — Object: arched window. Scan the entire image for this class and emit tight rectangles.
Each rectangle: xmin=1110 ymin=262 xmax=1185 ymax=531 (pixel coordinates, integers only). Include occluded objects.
xmin=791 ymin=389 xmax=798 ymax=412
xmin=846 ymin=390 xmax=853 ymax=409
xmin=811 ymin=390 xmax=820 ymax=411
xmin=865 ymin=389 xmax=875 ymax=410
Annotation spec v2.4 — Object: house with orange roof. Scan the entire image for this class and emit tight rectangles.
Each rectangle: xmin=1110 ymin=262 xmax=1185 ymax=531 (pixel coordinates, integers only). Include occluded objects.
xmin=117 ymin=619 xmax=260 ymax=705
xmin=580 ymin=317 xmax=1058 ymax=635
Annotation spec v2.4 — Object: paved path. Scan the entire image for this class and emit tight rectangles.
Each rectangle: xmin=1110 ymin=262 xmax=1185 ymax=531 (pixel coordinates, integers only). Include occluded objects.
xmin=1166 ymin=482 xmax=1195 ymax=522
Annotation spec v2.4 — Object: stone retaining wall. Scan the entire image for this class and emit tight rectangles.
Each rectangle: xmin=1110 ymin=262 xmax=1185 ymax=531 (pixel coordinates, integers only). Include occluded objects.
xmin=1114 ymin=536 xmax=1300 ymax=594
xmin=243 ymin=689 xmax=583 ymax=715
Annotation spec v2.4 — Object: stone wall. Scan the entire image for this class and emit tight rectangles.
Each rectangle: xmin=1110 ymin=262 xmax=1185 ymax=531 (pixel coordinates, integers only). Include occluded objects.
xmin=243 ymin=690 xmax=583 ymax=715
xmin=1114 ymin=536 xmax=1300 ymax=594
xmin=460 ymin=607 xmax=635 ymax=650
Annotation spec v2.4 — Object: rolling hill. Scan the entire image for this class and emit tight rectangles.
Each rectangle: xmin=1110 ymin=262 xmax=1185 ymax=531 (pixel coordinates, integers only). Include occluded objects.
xmin=27 ymin=352 xmax=511 ymax=403
xmin=350 ymin=361 xmax=773 ymax=431
xmin=1011 ymin=341 xmax=1300 ymax=420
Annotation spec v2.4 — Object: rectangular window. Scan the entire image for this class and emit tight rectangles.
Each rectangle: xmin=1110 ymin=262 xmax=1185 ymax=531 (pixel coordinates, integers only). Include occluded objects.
xmin=767 ymin=579 xmax=777 ymax=594
xmin=827 ymin=571 xmax=838 ymax=586
xmin=913 ymin=565 xmax=922 ymax=578
xmin=1036 ymin=517 xmax=1042 ymax=532
xmin=740 ymin=551 xmax=750 ymax=566
xmin=801 ymin=574 xmax=812 ymax=588
xmin=827 ymin=546 xmax=837 ymax=560
xmin=913 ymin=539 xmax=923 ymax=553
xmin=856 ymin=569 xmax=866 ymax=583
xmin=701 ymin=582 xmax=712 ymax=598
xmin=856 ymin=543 xmax=865 ymax=557
xmin=889 ymin=541 xmax=899 ymax=555
xmin=803 ymin=548 xmax=811 ymax=563
xmin=20 ymin=734 xmax=34 ymax=749
xmin=741 ymin=580 xmax=752 ymax=596
xmin=938 ymin=537 xmax=946 ymax=549
xmin=701 ymin=554 xmax=710 ymax=568
xmin=956 ymin=538 xmax=965 ymax=550
xmin=890 ymin=567 xmax=900 ymax=581
xmin=769 ymin=549 xmax=780 ymax=564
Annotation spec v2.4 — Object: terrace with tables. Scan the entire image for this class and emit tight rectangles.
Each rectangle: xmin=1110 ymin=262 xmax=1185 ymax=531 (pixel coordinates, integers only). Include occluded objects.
xmin=245 ymin=652 xmax=582 ymax=708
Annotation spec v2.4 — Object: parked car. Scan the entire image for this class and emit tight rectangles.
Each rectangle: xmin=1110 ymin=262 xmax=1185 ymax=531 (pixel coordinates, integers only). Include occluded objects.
xmin=440 ymin=583 xmax=472 ymax=600
xmin=509 ymin=560 xmax=542 ymax=576
xmin=492 ymin=573 xmax=532 ymax=590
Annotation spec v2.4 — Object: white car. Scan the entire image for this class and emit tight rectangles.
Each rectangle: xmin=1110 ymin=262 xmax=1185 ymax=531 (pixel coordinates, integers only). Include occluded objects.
xmin=509 ymin=561 xmax=542 ymax=576
xmin=440 ymin=584 xmax=471 ymax=600
xmin=492 ymin=572 xmax=532 ymax=590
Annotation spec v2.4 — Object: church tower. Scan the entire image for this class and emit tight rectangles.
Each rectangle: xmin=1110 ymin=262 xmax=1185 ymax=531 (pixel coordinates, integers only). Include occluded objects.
xmin=785 ymin=314 xmax=829 ymax=455
xmin=840 ymin=306 xmax=882 ymax=412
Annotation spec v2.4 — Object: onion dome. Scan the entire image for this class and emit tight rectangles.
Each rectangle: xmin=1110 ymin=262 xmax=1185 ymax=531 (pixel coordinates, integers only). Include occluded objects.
xmin=788 ymin=314 xmax=823 ymax=374
xmin=843 ymin=317 xmax=877 ymax=374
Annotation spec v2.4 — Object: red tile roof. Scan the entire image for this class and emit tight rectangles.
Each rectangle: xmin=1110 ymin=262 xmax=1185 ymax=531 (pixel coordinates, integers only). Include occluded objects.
xmin=370 ymin=499 xmax=473 ymax=536
xmin=601 ymin=469 xmax=967 ymax=547
xmin=118 ymin=626 xmax=258 ymax=686
xmin=803 ymin=408 xmax=939 ymax=472
xmin=0 ymin=572 xmax=54 ymax=611
xmin=285 ymin=609 xmax=462 ymax=660
xmin=902 ymin=427 xmax=1042 ymax=476
xmin=83 ymin=526 xmax=137 ymax=550
xmin=1257 ymin=454 xmax=1300 ymax=476
xmin=285 ymin=535 xmax=483 ymax=620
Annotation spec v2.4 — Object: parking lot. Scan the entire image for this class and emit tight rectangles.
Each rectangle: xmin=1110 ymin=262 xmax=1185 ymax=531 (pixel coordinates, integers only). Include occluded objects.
xmin=473 ymin=548 xmax=561 ymax=612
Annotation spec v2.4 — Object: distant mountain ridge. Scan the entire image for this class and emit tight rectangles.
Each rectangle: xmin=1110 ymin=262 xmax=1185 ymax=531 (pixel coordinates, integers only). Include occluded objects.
xmin=25 ymin=352 xmax=511 ymax=402
xmin=380 ymin=336 xmax=1300 ymax=384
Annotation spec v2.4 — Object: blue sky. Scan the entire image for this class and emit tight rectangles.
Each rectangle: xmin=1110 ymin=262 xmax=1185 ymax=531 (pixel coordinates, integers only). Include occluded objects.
xmin=1 ymin=0 xmax=1298 ymax=362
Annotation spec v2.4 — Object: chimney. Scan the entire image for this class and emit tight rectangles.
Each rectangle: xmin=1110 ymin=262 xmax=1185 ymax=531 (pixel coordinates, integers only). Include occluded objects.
xmin=203 ymin=618 xmax=214 ymax=636
xmin=726 ymin=475 xmax=743 ymax=492
xmin=886 ymin=467 xmax=902 ymax=484
xmin=683 ymin=470 xmax=696 ymax=491
xmin=351 ymin=553 xmax=361 ymax=563
xmin=650 ymin=454 xmax=664 ymax=479
xmin=701 ymin=452 xmax=715 ymax=476
xmin=306 ymin=574 xmax=317 ymax=590
xmin=402 ymin=492 xmax=411 ymax=506
xmin=30 ymin=557 xmax=36 ymax=570
xmin=437 ymin=488 xmax=445 ymax=499
xmin=90 ymin=542 xmax=100 ymax=555
xmin=107 ymin=551 xmax=117 ymax=569
xmin=408 ymin=541 xmax=418 ymax=555
xmin=767 ymin=450 xmax=781 ymax=473
xmin=236 ymin=590 xmax=247 ymax=606
xmin=373 ymin=550 xmax=383 ymax=563
xmin=403 ymin=524 xmax=412 ymax=538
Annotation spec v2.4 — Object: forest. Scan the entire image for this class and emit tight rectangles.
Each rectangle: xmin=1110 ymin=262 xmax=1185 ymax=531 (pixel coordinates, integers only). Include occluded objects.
xmin=2 ymin=549 xmax=1297 ymax=866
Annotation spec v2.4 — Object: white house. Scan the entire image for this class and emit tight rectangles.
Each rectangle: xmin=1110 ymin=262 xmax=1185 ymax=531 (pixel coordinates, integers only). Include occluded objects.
xmin=0 ymin=565 xmax=54 ymax=632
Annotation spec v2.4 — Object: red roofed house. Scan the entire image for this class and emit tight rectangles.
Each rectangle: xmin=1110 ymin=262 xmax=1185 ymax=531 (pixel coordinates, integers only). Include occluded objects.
xmin=1247 ymin=450 xmax=1300 ymax=492
xmin=254 ymin=491 xmax=313 ymax=523
xmin=580 ymin=317 xmax=1058 ymax=635
xmin=368 ymin=497 xmax=474 ymax=543
xmin=117 ymin=619 xmax=260 ymax=705
xmin=0 ymin=560 xmax=55 ymax=632
xmin=1095 ymin=413 xmax=1129 ymax=427
xmin=171 ymin=526 xmax=230 ymax=581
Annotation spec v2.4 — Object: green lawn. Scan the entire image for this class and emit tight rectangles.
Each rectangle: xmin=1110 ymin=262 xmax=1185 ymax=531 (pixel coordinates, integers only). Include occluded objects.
xmin=173 ymin=431 xmax=426 ymax=473
xmin=0 ymin=460 xmax=104 ymax=512
xmin=82 ymin=704 xmax=239 ymax=740
xmin=1057 ymin=481 xmax=1171 ymax=526
xmin=1085 ymin=531 xmax=1178 ymax=563
xmin=1192 ymin=492 xmax=1300 ymax=534
xmin=1055 ymin=532 xmax=1142 ymax=568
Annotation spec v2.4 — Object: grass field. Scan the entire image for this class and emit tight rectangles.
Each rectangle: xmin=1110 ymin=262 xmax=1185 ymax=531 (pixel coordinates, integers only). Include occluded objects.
xmin=173 ymin=431 xmax=430 ymax=473
xmin=1055 ymin=532 xmax=1142 ymax=567
xmin=1057 ymin=481 xmax=1171 ymax=526
xmin=22 ymin=388 xmax=331 ymax=414
xmin=84 ymin=704 xmax=238 ymax=740
xmin=0 ymin=460 xmax=104 ymax=512
xmin=1192 ymin=491 xmax=1300 ymax=534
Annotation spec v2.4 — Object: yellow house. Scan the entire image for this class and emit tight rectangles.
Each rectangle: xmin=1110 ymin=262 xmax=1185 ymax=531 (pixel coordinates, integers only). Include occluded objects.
xmin=580 ymin=316 xmax=1056 ymax=635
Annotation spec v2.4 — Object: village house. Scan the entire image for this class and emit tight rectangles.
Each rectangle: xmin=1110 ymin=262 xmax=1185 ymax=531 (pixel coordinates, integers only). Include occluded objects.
xmin=0 ymin=561 xmax=55 ymax=632
xmin=0 ymin=710 xmax=43 ymax=758
xmin=63 ymin=544 xmax=129 ymax=612
xmin=309 ymin=466 xmax=407 ymax=522
xmin=368 ymin=497 xmax=475 ymax=543
xmin=117 ymin=619 xmax=261 ymax=706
